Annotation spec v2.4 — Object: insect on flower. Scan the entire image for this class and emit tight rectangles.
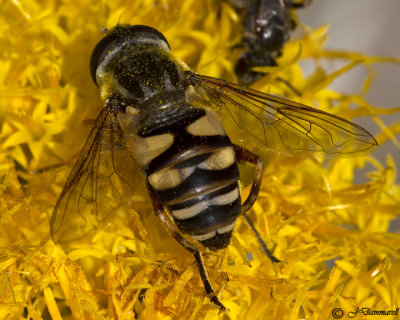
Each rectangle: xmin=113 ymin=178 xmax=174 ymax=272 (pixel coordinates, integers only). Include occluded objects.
xmin=50 ymin=24 xmax=377 ymax=310
xmin=233 ymin=0 xmax=310 ymax=85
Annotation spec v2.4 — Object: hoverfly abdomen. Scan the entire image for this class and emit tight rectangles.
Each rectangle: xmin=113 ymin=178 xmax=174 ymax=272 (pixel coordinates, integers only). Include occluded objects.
xmin=135 ymin=103 xmax=241 ymax=250
xmin=168 ymin=182 xmax=241 ymax=249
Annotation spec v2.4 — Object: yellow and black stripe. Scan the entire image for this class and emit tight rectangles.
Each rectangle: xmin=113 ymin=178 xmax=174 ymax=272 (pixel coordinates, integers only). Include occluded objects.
xmin=134 ymin=105 xmax=241 ymax=250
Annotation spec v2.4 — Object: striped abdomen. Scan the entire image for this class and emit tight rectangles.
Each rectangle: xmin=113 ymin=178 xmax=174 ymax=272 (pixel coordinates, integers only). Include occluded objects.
xmin=133 ymin=106 xmax=241 ymax=250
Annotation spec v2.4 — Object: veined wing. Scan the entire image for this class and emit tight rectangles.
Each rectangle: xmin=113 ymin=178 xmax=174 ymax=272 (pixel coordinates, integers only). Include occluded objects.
xmin=51 ymin=99 xmax=138 ymax=244
xmin=187 ymin=72 xmax=377 ymax=157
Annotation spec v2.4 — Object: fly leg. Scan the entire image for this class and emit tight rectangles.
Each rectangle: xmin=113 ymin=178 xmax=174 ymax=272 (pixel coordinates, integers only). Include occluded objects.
xmin=234 ymin=145 xmax=280 ymax=263
xmin=147 ymin=185 xmax=228 ymax=311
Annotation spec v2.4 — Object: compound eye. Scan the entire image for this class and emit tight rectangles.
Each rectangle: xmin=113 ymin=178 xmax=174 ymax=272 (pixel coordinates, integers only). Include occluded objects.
xmin=90 ymin=31 xmax=124 ymax=86
xmin=127 ymin=25 xmax=170 ymax=49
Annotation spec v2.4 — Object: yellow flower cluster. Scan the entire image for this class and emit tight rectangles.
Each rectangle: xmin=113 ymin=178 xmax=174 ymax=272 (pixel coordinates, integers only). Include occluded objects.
xmin=1 ymin=0 xmax=399 ymax=319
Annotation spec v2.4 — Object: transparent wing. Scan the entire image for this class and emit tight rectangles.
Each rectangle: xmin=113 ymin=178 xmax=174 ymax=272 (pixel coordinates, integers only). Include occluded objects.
xmin=51 ymin=102 xmax=139 ymax=244
xmin=187 ymin=72 xmax=377 ymax=157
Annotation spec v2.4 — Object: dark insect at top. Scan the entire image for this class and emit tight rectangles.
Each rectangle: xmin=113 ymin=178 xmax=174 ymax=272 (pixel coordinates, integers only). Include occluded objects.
xmin=233 ymin=0 xmax=309 ymax=85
